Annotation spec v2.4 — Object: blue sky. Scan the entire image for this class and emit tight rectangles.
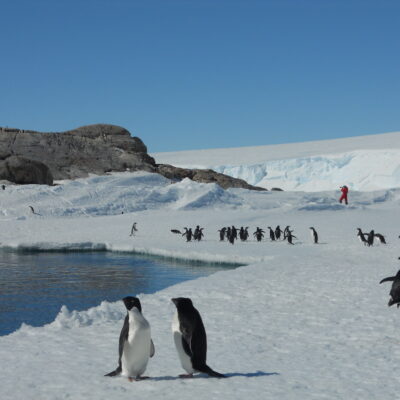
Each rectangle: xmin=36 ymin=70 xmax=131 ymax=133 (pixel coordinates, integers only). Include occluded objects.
xmin=1 ymin=0 xmax=399 ymax=152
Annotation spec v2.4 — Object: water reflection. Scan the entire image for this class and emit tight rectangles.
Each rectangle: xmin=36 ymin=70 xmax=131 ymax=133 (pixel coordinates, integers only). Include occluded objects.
xmin=0 ymin=250 xmax=239 ymax=336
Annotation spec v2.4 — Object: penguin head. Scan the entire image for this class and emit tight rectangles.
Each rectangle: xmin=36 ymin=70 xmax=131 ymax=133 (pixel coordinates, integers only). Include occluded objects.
xmin=123 ymin=296 xmax=142 ymax=312
xmin=171 ymin=297 xmax=193 ymax=310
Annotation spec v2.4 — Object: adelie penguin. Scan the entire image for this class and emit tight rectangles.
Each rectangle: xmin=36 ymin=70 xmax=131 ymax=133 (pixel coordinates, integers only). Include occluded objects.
xmin=105 ymin=296 xmax=155 ymax=381
xmin=267 ymin=227 xmax=275 ymax=241
xmin=380 ymin=265 xmax=400 ymax=307
xmin=356 ymin=228 xmax=368 ymax=246
xmin=309 ymin=227 xmax=318 ymax=244
xmin=171 ymin=297 xmax=226 ymax=378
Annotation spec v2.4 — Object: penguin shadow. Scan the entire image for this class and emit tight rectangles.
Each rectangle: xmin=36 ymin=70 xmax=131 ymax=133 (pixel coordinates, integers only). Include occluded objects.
xmin=151 ymin=371 xmax=278 ymax=381
xmin=224 ymin=370 xmax=279 ymax=378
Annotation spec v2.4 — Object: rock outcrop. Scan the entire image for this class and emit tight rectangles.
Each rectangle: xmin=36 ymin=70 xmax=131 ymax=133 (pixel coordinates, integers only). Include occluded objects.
xmin=157 ymin=164 xmax=266 ymax=191
xmin=0 ymin=124 xmax=156 ymax=181
xmin=0 ymin=155 xmax=53 ymax=185
xmin=0 ymin=124 xmax=267 ymax=190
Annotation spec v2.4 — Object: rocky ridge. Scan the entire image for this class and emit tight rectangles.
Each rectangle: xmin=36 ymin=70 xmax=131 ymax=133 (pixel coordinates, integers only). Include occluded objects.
xmin=0 ymin=124 xmax=266 ymax=190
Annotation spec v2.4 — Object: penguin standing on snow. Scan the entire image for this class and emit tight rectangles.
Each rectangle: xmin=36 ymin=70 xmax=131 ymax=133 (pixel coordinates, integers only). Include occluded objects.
xmin=287 ymin=230 xmax=297 ymax=245
xmin=267 ymin=227 xmax=275 ymax=241
xmin=367 ymin=230 xmax=375 ymax=247
xmin=380 ymin=266 xmax=400 ymax=307
xmin=356 ymin=228 xmax=368 ymax=246
xmin=105 ymin=296 xmax=155 ymax=381
xmin=275 ymin=225 xmax=283 ymax=240
xmin=309 ymin=227 xmax=318 ymax=244
xmin=171 ymin=297 xmax=226 ymax=378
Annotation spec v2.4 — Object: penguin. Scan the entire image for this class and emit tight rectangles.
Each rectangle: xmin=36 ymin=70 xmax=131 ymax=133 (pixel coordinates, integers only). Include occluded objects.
xmin=182 ymin=228 xmax=193 ymax=242
xmin=218 ymin=227 xmax=226 ymax=241
xmin=287 ymin=230 xmax=296 ymax=245
xmin=283 ymin=226 xmax=290 ymax=240
xmin=267 ymin=227 xmax=275 ymax=241
xmin=171 ymin=229 xmax=182 ymax=234
xmin=309 ymin=227 xmax=318 ymax=244
xmin=356 ymin=228 xmax=368 ymax=246
xmin=367 ymin=230 xmax=375 ymax=247
xmin=380 ymin=266 xmax=400 ymax=307
xmin=171 ymin=297 xmax=225 ymax=378
xmin=253 ymin=227 xmax=265 ymax=242
xmin=130 ymin=222 xmax=138 ymax=236
xmin=105 ymin=296 xmax=155 ymax=381
xmin=275 ymin=225 xmax=283 ymax=240
xmin=231 ymin=226 xmax=238 ymax=240
xmin=374 ymin=233 xmax=386 ymax=244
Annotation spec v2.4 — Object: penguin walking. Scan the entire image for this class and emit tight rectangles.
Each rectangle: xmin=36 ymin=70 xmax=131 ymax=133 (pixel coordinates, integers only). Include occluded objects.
xmin=309 ymin=227 xmax=318 ymax=244
xmin=380 ymin=265 xmax=400 ymax=307
xmin=275 ymin=225 xmax=283 ymax=240
xmin=367 ymin=230 xmax=375 ymax=247
xmin=218 ymin=228 xmax=226 ymax=241
xmin=356 ymin=228 xmax=368 ymax=246
xmin=194 ymin=226 xmax=204 ymax=241
xmin=267 ymin=227 xmax=275 ymax=241
xmin=171 ymin=229 xmax=182 ymax=234
xmin=253 ymin=227 xmax=265 ymax=242
xmin=171 ymin=297 xmax=225 ymax=378
xmin=105 ymin=296 xmax=155 ymax=381
xmin=283 ymin=226 xmax=290 ymax=240
xmin=287 ymin=230 xmax=297 ymax=245
xmin=182 ymin=228 xmax=193 ymax=242
xmin=130 ymin=222 xmax=138 ymax=236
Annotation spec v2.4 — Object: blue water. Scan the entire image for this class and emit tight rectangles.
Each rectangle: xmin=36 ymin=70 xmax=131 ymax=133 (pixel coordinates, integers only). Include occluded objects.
xmin=0 ymin=250 xmax=240 ymax=336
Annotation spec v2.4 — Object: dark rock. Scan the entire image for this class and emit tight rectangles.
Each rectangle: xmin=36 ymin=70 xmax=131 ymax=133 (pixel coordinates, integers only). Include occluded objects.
xmin=156 ymin=164 xmax=266 ymax=191
xmin=0 ymin=155 xmax=53 ymax=185
xmin=271 ymin=187 xmax=284 ymax=191
xmin=0 ymin=124 xmax=156 ymax=180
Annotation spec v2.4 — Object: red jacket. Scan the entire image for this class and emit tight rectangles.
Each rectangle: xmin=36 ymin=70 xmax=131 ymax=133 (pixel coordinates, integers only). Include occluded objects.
xmin=341 ymin=186 xmax=349 ymax=195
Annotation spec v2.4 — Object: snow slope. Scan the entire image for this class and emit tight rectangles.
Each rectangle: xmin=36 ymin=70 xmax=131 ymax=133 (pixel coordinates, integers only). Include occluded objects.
xmin=153 ymin=131 xmax=400 ymax=191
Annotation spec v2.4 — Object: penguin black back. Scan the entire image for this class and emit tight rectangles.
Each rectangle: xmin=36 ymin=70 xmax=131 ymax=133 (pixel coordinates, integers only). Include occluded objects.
xmin=172 ymin=297 xmax=225 ymax=378
xmin=380 ymin=268 xmax=400 ymax=307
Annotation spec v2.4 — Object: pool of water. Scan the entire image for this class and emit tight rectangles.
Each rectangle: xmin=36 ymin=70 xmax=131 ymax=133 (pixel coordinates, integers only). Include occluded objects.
xmin=0 ymin=250 xmax=240 ymax=336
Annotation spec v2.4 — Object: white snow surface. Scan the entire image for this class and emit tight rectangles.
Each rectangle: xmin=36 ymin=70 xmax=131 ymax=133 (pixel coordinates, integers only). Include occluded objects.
xmin=153 ymin=131 xmax=400 ymax=191
xmin=1 ymin=133 xmax=400 ymax=399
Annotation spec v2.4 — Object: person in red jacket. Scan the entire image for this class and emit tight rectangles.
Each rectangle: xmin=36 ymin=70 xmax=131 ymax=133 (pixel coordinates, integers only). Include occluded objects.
xmin=339 ymin=185 xmax=349 ymax=205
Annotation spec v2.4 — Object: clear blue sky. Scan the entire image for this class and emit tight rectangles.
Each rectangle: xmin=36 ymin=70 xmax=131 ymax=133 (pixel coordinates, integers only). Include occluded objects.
xmin=1 ymin=0 xmax=399 ymax=152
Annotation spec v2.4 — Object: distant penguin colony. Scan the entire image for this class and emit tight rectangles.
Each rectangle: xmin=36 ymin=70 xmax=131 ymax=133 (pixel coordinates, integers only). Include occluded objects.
xmin=105 ymin=296 xmax=155 ymax=381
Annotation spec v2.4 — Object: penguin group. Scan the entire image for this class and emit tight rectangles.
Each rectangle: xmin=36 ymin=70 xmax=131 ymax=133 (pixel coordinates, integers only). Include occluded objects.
xmin=217 ymin=224 xmax=304 ymax=245
xmin=106 ymin=295 xmax=225 ymax=381
xmin=356 ymin=228 xmax=386 ymax=246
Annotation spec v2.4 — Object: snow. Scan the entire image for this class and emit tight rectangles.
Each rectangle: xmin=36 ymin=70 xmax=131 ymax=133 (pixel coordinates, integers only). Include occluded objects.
xmin=1 ymin=132 xmax=400 ymax=399
xmin=153 ymin=131 xmax=400 ymax=191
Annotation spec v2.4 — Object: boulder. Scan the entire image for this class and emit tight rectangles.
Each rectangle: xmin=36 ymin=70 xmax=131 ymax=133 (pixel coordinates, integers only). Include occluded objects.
xmin=0 ymin=155 xmax=53 ymax=185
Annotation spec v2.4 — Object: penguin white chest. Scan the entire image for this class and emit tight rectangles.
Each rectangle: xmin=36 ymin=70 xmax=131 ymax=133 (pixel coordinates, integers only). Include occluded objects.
xmin=121 ymin=310 xmax=151 ymax=378
xmin=172 ymin=311 xmax=194 ymax=374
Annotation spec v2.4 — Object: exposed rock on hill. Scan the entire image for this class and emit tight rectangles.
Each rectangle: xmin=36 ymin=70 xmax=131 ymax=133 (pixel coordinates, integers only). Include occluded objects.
xmin=0 ymin=124 xmax=156 ymax=181
xmin=157 ymin=164 xmax=266 ymax=191
xmin=0 ymin=124 xmax=267 ymax=190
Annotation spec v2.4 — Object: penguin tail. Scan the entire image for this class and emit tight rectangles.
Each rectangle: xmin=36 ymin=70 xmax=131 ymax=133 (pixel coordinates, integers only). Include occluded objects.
xmin=195 ymin=364 xmax=226 ymax=378
xmin=104 ymin=366 xmax=121 ymax=377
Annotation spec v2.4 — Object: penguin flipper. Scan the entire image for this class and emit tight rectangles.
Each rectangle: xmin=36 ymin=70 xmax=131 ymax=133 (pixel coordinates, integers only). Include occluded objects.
xmin=150 ymin=339 xmax=155 ymax=358
xmin=380 ymin=276 xmax=396 ymax=284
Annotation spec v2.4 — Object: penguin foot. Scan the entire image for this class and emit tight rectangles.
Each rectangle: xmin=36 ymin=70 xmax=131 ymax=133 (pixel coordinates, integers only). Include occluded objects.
xmin=179 ymin=374 xmax=194 ymax=379
xmin=128 ymin=376 xmax=150 ymax=382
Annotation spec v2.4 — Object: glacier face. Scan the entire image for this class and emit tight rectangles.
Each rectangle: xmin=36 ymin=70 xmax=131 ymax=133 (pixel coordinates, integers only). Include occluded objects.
xmin=211 ymin=149 xmax=400 ymax=192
